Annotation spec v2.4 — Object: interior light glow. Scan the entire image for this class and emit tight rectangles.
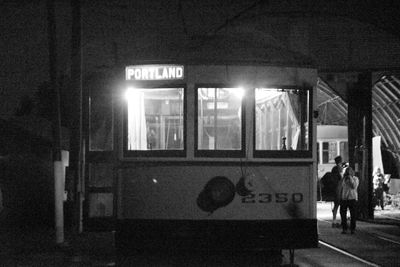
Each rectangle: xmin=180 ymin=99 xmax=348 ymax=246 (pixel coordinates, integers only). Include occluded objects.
xmin=233 ymin=87 xmax=245 ymax=99
xmin=256 ymin=88 xmax=282 ymax=103
xmin=125 ymin=87 xmax=139 ymax=101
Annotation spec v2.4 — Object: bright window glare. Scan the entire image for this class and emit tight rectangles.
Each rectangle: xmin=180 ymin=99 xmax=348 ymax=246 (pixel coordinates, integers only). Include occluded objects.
xmin=125 ymin=87 xmax=139 ymax=101
xmin=232 ymin=87 xmax=245 ymax=99
xmin=255 ymin=88 xmax=281 ymax=102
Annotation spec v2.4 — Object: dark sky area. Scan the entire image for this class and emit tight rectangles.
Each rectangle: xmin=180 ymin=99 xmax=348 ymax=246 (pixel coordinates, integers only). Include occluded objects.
xmin=0 ymin=0 xmax=251 ymax=116
xmin=1 ymin=3 xmax=47 ymax=115
xmin=1 ymin=1 xmax=71 ymax=116
xmin=1 ymin=0 xmax=400 ymax=117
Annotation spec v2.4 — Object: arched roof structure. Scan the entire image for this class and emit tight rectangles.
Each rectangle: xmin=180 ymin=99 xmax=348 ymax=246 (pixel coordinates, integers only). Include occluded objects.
xmin=316 ymin=79 xmax=348 ymax=126
xmin=316 ymin=74 xmax=400 ymax=156
xmin=372 ymin=75 xmax=400 ymax=152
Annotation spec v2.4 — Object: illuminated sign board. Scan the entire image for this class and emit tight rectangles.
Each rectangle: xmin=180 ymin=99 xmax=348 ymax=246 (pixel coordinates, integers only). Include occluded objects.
xmin=126 ymin=65 xmax=184 ymax=81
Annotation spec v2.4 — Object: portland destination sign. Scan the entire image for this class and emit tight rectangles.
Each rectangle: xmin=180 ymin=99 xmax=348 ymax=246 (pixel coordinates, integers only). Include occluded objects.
xmin=126 ymin=65 xmax=184 ymax=81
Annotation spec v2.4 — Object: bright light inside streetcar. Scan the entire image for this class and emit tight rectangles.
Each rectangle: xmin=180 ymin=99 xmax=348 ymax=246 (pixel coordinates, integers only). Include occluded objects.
xmin=233 ymin=87 xmax=245 ymax=99
xmin=125 ymin=87 xmax=139 ymax=102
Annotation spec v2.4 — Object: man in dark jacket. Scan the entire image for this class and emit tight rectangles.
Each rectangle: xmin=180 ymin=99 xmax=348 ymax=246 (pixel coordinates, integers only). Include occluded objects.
xmin=330 ymin=156 xmax=343 ymax=227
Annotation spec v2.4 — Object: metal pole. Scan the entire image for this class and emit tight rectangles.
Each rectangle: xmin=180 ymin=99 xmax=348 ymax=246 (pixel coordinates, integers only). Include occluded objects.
xmin=47 ymin=0 xmax=64 ymax=244
xmin=70 ymin=0 xmax=83 ymax=234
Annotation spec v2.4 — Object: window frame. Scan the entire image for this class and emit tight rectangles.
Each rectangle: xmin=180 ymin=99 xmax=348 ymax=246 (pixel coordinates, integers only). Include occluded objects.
xmin=194 ymin=84 xmax=246 ymax=158
xmin=322 ymin=142 xmax=330 ymax=163
xmin=88 ymin=90 xmax=114 ymax=153
xmin=253 ymin=86 xmax=313 ymax=158
xmin=123 ymin=84 xmax=187 ymax=158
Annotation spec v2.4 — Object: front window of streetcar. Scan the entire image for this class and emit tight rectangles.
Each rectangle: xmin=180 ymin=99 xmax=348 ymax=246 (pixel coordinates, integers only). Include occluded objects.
xmin=125 ymin=87 xmax=184 ymax=152
xmin=255 ymin=88 xmax=310 ymax=153
xmin=196 ymin=87 xmax=244 ymax=155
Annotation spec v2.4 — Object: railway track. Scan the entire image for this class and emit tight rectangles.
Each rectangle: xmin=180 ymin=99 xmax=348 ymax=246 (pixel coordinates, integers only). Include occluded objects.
xmin=318 ymin=240 xmax=381 ymax=267
xmin=117 ymin=241 xmax=386 ymax=267
xmin=317 ymin=218 xmax=400 ymax=267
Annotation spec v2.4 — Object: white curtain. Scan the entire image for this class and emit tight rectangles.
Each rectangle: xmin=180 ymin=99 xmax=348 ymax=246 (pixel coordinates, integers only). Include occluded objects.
xmin=283 ymin=92 xmax=300 ymax=149
xmin=127 ymin=90 xmax=147 ymax=150
xmin=372 ymin=136 xmax=384 ymax=174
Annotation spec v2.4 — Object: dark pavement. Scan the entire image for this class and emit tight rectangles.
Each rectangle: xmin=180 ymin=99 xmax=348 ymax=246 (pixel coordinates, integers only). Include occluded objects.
xmin=0 ymin=202 xmax=399 ymax=266
xmin=0 ymin=228 xmax=116 ymax=266
xmin=316 ymin=201 xmax=400 ymax=267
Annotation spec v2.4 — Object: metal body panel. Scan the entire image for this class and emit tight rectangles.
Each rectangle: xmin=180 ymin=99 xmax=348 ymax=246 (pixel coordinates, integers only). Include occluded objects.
xmin=118 ymin=163 xmax=313 ymax=220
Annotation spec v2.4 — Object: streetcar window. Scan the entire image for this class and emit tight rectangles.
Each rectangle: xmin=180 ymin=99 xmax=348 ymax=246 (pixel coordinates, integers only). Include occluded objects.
xmin=196 ymin=87 xmax=244 ymax=156
xmin=328 ymin=142 xmax=337 ymax=163
xmin=88 ymin=193 xmax=113 ymax=217
xmin=322 ymin=142 xmax=329 ymax=163
xmin=89 ymin=93 xmax=113 ymax=151
xmin=322 ymin=141 xmax=339 ymax=163
xmin=255 ymin=88 xmax=310 ymax=153
xmin=125 ymin=87 xmax=184 ymax=152
xmin=339 ymin=141 xmax=348 ymax=162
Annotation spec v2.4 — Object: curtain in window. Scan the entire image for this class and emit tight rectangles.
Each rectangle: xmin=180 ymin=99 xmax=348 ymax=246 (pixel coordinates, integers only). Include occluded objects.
xmin=127 ymin=90 xmax=147 ymax=150
xmin=284 ymin=92 xmax=301 ymax=149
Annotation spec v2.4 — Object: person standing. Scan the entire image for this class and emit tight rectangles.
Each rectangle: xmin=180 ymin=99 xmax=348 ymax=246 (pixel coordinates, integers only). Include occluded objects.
xmin=330 ymin=156 xmax=343 ymax=227
xmin=339 ymin=166 xmax=359 ymax=234
xmin=373 ymin=167 xmax=385 ymax=210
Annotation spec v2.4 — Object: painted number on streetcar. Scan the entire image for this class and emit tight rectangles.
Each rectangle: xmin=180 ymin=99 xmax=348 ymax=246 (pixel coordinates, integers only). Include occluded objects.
xmin=241 ymin=193 xmax=303 ymax=203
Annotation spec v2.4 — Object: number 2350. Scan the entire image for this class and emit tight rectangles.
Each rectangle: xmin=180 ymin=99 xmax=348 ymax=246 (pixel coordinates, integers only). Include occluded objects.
xmin=241 ymin=193 xmax=303 ymax=203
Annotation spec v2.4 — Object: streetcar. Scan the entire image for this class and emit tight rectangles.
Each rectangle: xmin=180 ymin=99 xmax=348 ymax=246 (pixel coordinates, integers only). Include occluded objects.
xmin=96 ymin=62 xmax=320 ymax=256
xmin=83 ymin=32 xmax=320 ymax=259
xmin=317 ymin=125 xmax=349 ymax=179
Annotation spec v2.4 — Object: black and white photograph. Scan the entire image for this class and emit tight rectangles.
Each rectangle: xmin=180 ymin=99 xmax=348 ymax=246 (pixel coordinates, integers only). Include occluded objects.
xmin=1 ymin=1 xmax=400 ymax=266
